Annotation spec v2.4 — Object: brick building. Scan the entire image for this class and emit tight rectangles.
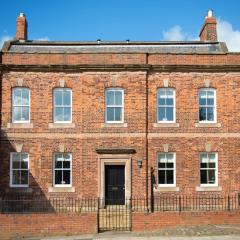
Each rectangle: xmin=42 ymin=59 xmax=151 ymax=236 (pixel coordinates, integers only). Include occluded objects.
xmin=0 ymin=10 xmax=240 ymax=236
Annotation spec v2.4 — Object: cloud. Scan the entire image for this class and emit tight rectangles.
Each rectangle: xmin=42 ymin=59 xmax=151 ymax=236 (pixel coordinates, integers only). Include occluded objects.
xmin=163 ymin=26 xmax=186 ymax=41
xmin=217 ymin=19 xmax=240 ymax=52
xmin=34 ymin=37 xmax=49 ymax=41
xmin=0 ymin=35 xmax=13 ymax=49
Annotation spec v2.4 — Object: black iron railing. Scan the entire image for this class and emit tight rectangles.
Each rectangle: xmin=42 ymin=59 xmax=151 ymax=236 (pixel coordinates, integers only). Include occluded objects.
xmin=0 ymin=194 xmax=239 ymax=213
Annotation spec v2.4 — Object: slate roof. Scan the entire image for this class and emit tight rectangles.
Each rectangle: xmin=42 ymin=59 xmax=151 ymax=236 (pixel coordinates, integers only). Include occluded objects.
xmin=5 ymin=41 xmax=228 ymax=54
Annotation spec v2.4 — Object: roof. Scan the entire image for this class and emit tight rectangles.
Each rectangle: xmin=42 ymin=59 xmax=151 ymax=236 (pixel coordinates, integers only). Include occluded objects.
xmin=3 ymin=41 xmax=228 ymax=54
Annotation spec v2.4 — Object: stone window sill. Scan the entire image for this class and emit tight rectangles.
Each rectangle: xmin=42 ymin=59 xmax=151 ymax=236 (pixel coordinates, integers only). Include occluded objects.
xmin=196 ymin=186 xmax=222 ymax=192
xmin=7 ymin=123 xmax=33 ymax=129
xmin=101 ymin=123 xmax=128 ymax=128
xmin=195 ymin=123 xmax=221 ymax=128
xmin=153 ymin=123 xmax=180 ymax=128
xmin=48 ymin=187 xmax=75 ymax=193
xmin=154 ymin=186 xmax=180 ymax=192
xmin=48 ymin=123 xmax=76 ymax=129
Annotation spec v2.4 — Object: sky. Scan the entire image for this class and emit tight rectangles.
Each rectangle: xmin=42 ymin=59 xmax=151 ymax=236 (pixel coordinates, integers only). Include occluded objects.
xmin=0 ymin=0 xmax=240 ymax=51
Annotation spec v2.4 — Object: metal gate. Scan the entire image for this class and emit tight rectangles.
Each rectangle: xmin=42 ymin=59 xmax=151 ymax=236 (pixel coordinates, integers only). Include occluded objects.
xmin=98 ymin=199 xmax=131 ymax=232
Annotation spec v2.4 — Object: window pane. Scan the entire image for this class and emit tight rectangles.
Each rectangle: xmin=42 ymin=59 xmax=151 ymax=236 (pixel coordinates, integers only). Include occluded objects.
xmin=115 ymin=107 xmax=122 ymax=121
xmin=55 ymin=170 xmax=62 ymax=184
xmin=199 ymin=91 xmax=206 ymax=105
xmin=55 ymin=154 xmax=63 ymax=161
xmin=166 ymin=98 xmax=173 ymax=105
xmin=166 ymin=162 xmax=174 ymax=168
xmin=208 ymin=162 xmax=215 ymax=168
xmin=22 ymin=89 xmax=29 ymax=105
xmin=158 ymin=92 xmax=166 ymax=105
xmin=55 ymin=159 xmax=62 ymax=168
xmin=22 ymin=107 xmax=29 ymax=121
xmin=207 ymin=107 xmax=214 ymax=121
xmin=208 ymin=170 xmax=216 ymax=184
xmin=115 ymin=91 xmax=122 ymax=105
xmin=63 ymin=107 xmax=71 ymax=121
xmin=158 ymin=107 xmax=165 ymax=121
xmin=12 ymin=161 xmax=20 ymax=169
xmin=199 ymin=107 xmax=206 ymax=121
xmin=200 ymin=162 xmax=207 ymax=168
xmin=13 ymin=106 xmax=21 ymax=121
xmin=158 ymin=162 xmax=166 ymax=168
xmin=63 ymin=90 xmax=71 ymax=105
xmin=158 ymin=170 xmax=166 ymax=184
xmin=167 ymin=154 xmax=174 ymax=162
xmin=63 ymin=161 xmax=70 ymax=169
xmin=107 ymin=107 xmax=114 ymax=121
xmin=55 ymin=107 xmax=63 ymax=122
xmin=12 ymin=170 xmax=21 ymax=185
xmin=207 ymin=97 xmax=214 ymax=105
xmin=200 ymin=170 xmax=207 ymax=184
xmin=200 ymin=154 xmax=208 ymax=162
xmin=106 ymin=91 xmax=114 ymax=105
xmin=166 ymin=89 xmax=173 ymax=96
xmin=54 ymin=90 xmax=62 ymax=105
xmin=20 ymin=161 xmax=28 ymax=169
xmin=13 ymin=89 xmax=22 ymax=105
xmin=20 ymin=170 xmax=28 ymax=185
xmin=166 ymin=107 xmax=174 ymax=121
xmin=12 ymin=153 xmax=20 ymax=162
xmin=208 ymin=154 xmax=216 ymax=161
xmin=63 ymin=170 xmax=71 ymax=184
xmin=207 ymin=90 xmax=214 ymax=98
xmin=166 ymin=170 xmax=174 ymax=184
xmin=64 ymin=154 xmax=71 ymax=161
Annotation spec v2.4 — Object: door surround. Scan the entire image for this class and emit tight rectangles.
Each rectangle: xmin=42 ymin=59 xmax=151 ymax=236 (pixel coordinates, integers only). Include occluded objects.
xmin=98 ymin=154 xmax=132 ymax=205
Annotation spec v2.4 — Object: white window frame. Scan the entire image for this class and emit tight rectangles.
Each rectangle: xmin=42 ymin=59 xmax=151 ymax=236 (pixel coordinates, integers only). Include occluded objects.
xmin=53 ymin=88 xmax=72 ymax=123
xmin=105 ymin=88 xmax=124 ymax=123
xmin=53 ymin=153 xmax=72 ymax=187
xmin=10 ymin=152 xmax=29 ymax=188
xmin=157 ymin=152 xmax=176 ymax=187
xmin=12 ymin=87 xmax=30 ymax=123
xmin=198 ymin=88 xmax=216 ymax=123
xmin=199 ymin=152 xmax=218 ymax=187
xmin=157 ymin=88 xmax=176 ymax=123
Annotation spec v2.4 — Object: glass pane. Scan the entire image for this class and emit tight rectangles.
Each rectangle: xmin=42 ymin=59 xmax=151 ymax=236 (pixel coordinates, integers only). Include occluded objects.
xmin=55 ymin=170 xmax=62 ymax=184
xmin=158 ymin=107 xmax=165 ymax=121
xmin=166 ymin=98 xmax=173 ymax=105
xmin=208 ymin=170 xmax=216 ymax=184
xmin=199 ymin=91 xmax=206 ymax=105
xmin=12 ymin=170 xmax=20 ymax=185
xmin=63 ymin=90 xmax=71 ymax=105
xmin=106 ymin=91 xmax=114 ymax=105
xmin=13 ymin=106 xmax=21 ymax=121
xmin=158 ymin=91 xmax=166 ymax=105
xmin=20 ymin=170 xmax=28 ymax=185
xmin=115 ymin=91 xmax=122 ymax=105
xmin=158 ymin=154 xmax=166 ymax=162
xmin=209 ymin=162 xmax=216 ymax=168
xmin=13 ymin=89 xmax=22 ymax=105
xmin=12 ymin=154 xmax=20 ymax=162
xmin=55 ymin=160 xmax=62 ymax=168
xmin=63 ymin=170 xmax=71 ymax=184
xmin=107 ymin=107 xmax=114 ymax=121
xmin=54 ymin=90 xmax=62 ymax=106
xmin=208 ymin=154 xmax=216 ymax=162
xmin=200 ymin=153 xmax=208 ymax=162
xmin=199 ymin=107 xmax=206 ymax=121
xmin=63 ymin=161 xmax=70 ymax=169
xmin=55 ymin=107 xmax=63 ymax=122
xmin=207 ymin=90 xmax=214 ymax=98
xmin=166 ymin=89 xmax=173 ymax=96
xmin=200 ymin=162 xmax=207 ymax=168
xmin=200 ymin=170 xmax=207 ymax=184
xmin=166 ymin=170 xmax=174 ymax=184
xmin=158 ymin=162 xmax=166 ymax=168
xmin=64 ymin=154 xmax=71 ymax=160
xmin=22 ymin=107 xmax=29 ymax=121
xmin=55 ymin=154 xmax=63 ymax=161
xmin=167 ymin=154 xmax=174 ymax=162
xmin=20 ymin=161 xmax=28 ymax=169
xmin=115 ymin=107 xmax=122 ymax=121
xmin=166 ymin=162 xmax=174 ymax=168
xmin=158 ymin=170 xmax=166 ymax=184
xmin=166 ymin=107 xmax=174 ymax=121
xmin=207 ymin=107 xmax=214 ymax=121
xmin=12 ymin=161 xmax=20 ymax=169
xmin=63 ymin=107 xmax=71 ymax=121
xmin=207 ymin=97 xmax=214 ymax=105
xmin=22 ymin=89 xmax=29 ymax=105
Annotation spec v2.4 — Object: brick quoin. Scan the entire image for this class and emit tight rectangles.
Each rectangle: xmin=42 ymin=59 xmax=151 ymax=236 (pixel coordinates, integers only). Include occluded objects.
xmin=0 ymin=10 xmax=240 ymax=237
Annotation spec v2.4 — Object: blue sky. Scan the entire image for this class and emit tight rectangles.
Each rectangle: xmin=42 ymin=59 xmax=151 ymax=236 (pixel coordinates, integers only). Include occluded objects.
xmin=1 ymin=0 xmax=240 ymax=51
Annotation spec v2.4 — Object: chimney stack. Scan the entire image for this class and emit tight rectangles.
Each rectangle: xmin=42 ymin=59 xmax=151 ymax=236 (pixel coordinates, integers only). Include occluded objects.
xmin=199 ymin=10 xmax=217 ymax=42
xmin=16 ymin=13 xmax=28 ymax=41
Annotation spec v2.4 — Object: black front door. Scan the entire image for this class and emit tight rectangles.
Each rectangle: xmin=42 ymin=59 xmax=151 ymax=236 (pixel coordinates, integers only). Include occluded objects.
xmin=105 ymin=165 xmax=125 ymax=205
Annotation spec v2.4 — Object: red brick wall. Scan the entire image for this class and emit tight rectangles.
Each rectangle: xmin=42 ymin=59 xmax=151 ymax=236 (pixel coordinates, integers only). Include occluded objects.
xmin=0 ymin=213 xmax=97 ymax=239
xmin=132 ymin=211 xmax=240 ymax=232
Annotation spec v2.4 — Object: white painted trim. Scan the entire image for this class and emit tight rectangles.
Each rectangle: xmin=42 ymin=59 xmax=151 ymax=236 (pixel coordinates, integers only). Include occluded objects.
xmin=10 ymin=152 xmax=29 ymax=188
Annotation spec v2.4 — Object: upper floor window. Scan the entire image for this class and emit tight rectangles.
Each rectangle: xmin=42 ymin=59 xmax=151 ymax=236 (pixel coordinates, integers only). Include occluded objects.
xmin=157 ymin=153 xmax=176 ymax=186
xmin=10 ymin=153 xmax=29 ymax=187
xmin=54 ymin=88 xmax=72 ymax=123
xmin=105 ymin=89 xmax=124 ymax=123
xmin=12 ymin=87 xmax=30 ymax=123
xmin=54 ymin=153 xmax=72 ymax=187
xmin=200 ymin=153 xmax=218 ymax=186
xmin=157 ymin=88 xmax=175 ymax=122
xmin=199 ymin=88 xmax=216 ymax=122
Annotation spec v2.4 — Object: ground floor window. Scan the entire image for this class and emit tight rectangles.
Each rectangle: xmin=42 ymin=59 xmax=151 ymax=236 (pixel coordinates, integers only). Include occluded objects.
xmin=10 ymin=153 xmax=29 ymax=187
xmin=54 ymin=153 xmax=72 ymax=186
xmin=200 ymin=153 xmax=218 ymax=186
xmin=157 ymin=153 xmax=176 ymax=186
